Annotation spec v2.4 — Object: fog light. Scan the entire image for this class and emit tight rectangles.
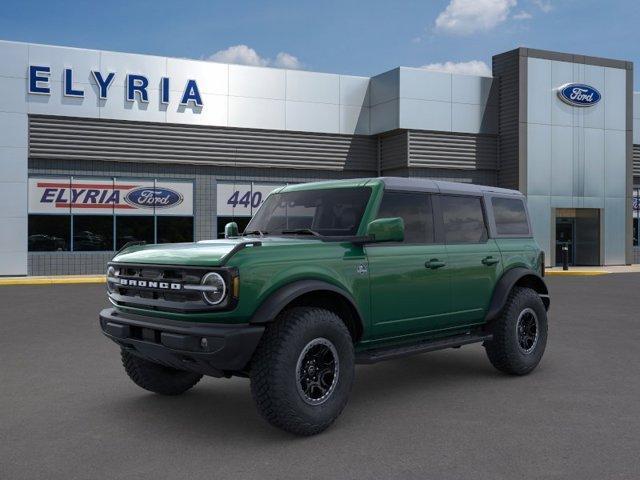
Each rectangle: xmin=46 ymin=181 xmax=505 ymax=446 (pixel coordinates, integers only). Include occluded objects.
xmin=200 ymin=272 xmax=226 ymax=305
xmin=200 ymin=337 xmax=209 ymax=350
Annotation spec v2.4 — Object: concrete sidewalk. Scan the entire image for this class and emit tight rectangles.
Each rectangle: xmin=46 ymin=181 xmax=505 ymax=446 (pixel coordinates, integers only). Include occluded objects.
xmin=0 ymin=274 xmax=105 ymax=286
xmin=545 ymin=265 xmax=640 ymax=276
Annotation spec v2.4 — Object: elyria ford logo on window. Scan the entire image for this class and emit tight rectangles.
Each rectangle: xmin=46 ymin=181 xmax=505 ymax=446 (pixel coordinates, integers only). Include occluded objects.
xmin=557 ymin=83 xmax=601 ymax=107
xmin=124 ymin=188 xmax=184 ymax=209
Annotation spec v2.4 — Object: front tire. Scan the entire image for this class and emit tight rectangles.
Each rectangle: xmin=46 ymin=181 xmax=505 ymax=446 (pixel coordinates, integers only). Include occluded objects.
xmin=121 ymin=349 xmax=202 ymax=395
xmin=484 ymin=287 xmax=548 ymax=375
xmin=250 ymin=307 xmax=355 ymax=436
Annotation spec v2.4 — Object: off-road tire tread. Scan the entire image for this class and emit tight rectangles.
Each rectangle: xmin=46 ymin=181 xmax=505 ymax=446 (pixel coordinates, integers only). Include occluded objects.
xmin=485 ymin=286 xmax=547 ymax=375
xmin=121 ymin=349 xmax=202 ymax=395
xmin=250 ymin=307 xmax=354 ymax=436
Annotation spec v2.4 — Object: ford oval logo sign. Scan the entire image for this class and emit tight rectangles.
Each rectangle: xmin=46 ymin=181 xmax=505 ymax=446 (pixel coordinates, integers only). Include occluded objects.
xmin=557 ymin=83 xmax=601 ymax=107
xmin=124 ymin=187 xmax=183 ymax=209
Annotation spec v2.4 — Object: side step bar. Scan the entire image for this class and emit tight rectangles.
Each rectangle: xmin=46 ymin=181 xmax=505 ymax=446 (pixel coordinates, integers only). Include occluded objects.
xmin=355 ymin=332 xmax=492 ymax=365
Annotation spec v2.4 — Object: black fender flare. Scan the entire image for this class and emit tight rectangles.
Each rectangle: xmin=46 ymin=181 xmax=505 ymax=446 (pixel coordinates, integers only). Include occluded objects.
xmin=249 ymin=279 xmax=364 ymax=329
xmin=485 ymin=267 xmax=550 ymax=323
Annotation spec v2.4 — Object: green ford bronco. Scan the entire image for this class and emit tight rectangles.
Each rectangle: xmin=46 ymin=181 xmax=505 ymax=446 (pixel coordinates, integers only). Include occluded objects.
xmin=100 ymin=177 xmax=549 ymax=435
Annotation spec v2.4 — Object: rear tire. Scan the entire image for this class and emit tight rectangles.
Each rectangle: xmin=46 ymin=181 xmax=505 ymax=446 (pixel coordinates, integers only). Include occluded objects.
xmin=121 ymin=349 xmax=202 ymax=395
xmin=484 ymin=287 xmax=548 ymax=375
xmin=250 ymin=307 xmax=355 ymax=436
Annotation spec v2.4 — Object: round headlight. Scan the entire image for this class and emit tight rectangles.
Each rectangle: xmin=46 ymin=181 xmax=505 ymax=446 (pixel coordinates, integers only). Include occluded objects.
xmin=106 ymin=266 xmax=116 ymax=293
xmin=201 ymin=272 xmax=227 ymax=305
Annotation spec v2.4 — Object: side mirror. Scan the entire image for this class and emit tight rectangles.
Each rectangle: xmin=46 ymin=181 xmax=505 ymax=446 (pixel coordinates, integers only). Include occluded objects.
xmin=366 ymin=217 xmax=404 ymax=243
xmin=224 ymin=222 xmax=239 ymax=238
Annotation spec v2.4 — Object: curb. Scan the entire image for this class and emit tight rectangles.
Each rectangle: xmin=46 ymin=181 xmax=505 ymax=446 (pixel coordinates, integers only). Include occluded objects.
xmin=0 ymin=276 xmax=106 ymax=286
xmin=545 ymin=270 xmax=609 ymax=276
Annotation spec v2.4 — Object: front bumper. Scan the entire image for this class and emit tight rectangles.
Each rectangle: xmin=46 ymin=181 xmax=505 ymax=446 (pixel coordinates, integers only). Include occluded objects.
xmin=99 ymin=308 xmax=264 ymax=377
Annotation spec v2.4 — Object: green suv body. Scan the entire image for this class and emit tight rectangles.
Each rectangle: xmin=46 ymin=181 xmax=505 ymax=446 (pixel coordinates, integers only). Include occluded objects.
xmin=100 ymin=177 xmax=549 ymax=435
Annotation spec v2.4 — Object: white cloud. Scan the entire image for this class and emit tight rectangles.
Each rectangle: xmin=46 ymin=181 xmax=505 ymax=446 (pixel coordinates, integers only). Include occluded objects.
xmin=273 ymin=52 xmax=302 ymax=69
xmin=207 ymin=44 xmax=302 ymax=69
xmin=513 ymin=10 xmax=532 ymax=20
xmin=532 ymin=0 xmax=553 ymax=13
xmin=435 ymin=0 xmax=517 ymax=35
xmin=421 ymin=60 xmax=492 ymax=77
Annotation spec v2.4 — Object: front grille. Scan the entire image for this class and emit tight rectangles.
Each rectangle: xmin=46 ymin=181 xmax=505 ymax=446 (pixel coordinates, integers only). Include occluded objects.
xmin=107 ymin=263 xmax=234 ymax=313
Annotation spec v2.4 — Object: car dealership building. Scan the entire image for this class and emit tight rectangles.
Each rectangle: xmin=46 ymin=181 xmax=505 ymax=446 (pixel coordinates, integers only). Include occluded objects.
xmin=0 ymin=39 xmax=638 ymax=276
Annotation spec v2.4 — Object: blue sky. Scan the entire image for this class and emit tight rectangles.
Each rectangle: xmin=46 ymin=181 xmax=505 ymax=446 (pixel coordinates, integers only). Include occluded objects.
xmin=1 ymin=0 xmax=639 ymax=86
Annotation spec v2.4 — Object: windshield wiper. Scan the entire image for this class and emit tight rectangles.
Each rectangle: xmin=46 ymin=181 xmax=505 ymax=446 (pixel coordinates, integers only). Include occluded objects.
xmin=243 ymin=229 xmax=268 ymax=237
xmin=281 ymin=228 xmax=322 ymax=237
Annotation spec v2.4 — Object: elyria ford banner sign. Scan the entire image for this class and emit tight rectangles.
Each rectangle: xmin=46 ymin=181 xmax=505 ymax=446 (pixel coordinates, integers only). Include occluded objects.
xmin=28 ymin=65 xmax=204 ymax=107
xmin=557 ymin=83 xmax=601 ymax=107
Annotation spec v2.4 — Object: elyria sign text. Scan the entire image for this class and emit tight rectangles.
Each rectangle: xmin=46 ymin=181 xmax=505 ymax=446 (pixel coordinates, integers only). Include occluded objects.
xmin=28 ymin=65 xmax=204 ymax=107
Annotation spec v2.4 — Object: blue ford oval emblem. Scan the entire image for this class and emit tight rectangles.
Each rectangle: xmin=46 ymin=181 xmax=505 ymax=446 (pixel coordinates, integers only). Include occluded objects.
xmin=124 ymin=187 xmax=183 ymax=209
xmin=557 ymin=83 xmax=601 ymax=107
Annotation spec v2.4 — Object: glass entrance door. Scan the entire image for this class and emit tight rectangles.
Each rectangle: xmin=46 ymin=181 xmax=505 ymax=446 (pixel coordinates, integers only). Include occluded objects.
xmin=555 ymin=217 xmax=574 ymax=266
xmin=555 ymin=209 xmax=600 ymax=266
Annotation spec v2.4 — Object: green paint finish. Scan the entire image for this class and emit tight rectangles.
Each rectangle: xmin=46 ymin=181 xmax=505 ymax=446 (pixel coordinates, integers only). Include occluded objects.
xmin=109 ymin=178 xmax=542 ymax=349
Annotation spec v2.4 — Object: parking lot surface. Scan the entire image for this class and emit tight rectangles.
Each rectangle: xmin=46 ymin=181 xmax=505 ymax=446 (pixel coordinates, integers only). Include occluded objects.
xmin=2 ymin=274 xmax=640 ymax=479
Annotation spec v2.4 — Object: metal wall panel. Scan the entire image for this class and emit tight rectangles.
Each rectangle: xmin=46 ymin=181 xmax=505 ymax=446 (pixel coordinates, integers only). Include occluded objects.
xmin=379 ymin=130 xmax=408 ymax=171
xmin=408 ymin=130 xmax=498 ymax=171
xmin=29 ymin=115 xmax=377 ymax=172
xmin=492 ymin=49 xmax=521 ymax=190
xmin=634 ymin=144 xmax=640 ymax=176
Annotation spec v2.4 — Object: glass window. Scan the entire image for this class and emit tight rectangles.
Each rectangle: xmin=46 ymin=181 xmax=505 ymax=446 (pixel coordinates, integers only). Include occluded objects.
xmin=116 ymin=216 xmax=154 ymax=250
xmin=28 ymin=215 xmax=70 ymax=251
xmin=73 ymin=216 xmax=114 ymax=251
xmin=376 ymin=191 xmax=434 ymax=244
xmin=441 ymin=195 xmax=488 ymax=244
xmin=157 ymin=216 xmax=194 ymax=243
xmin=491 ymin=197 xmax=530 ymax=235
xmin=634 ymin=218 xmax=638 ymax=247
xmin=246 ymin=187 xmax=371 ymax=237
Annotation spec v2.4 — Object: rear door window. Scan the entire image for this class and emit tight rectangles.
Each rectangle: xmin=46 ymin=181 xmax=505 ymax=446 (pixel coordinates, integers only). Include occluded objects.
xmin=491 ymin=197 xmax=530 ymax=235
xmin=440 ymin=195 xmax=488 ymax=244
xmin=376 ymin=191 xmax=434 ymax=244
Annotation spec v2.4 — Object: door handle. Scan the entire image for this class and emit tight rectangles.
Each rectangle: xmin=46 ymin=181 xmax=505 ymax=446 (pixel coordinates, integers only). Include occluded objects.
xmin=482 ymin=256 xmax=500 ymax=266
xmin=425 ymin=259 xmax=446 ymax=269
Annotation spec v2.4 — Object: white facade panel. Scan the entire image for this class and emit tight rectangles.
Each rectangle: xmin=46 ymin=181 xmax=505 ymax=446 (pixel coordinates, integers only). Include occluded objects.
xmin=285 ymin=70 xmax=339 ymax=104
xmin=99 ymin=51 xmax=166 ymax=87
xmin=0 ymin=76 xmax=27 ymax=114
xmin=166 ymin=58 xmax=228 ymax=95
xmin=0 ymin=147 xmax=27 ymax=183
xmin=340 ymin=105 xmax=370 ymax=135
xmin=370 ymin=99 xmax=399 ymax=134
xmin=452 ymin=103 xmax=485 ymax=134
xmin=604 ymin=67 xmax=626 ymax=131
xmin=29 ymin=44 xmax=100 ymax=85
xmin=582 ymin=65 xmax=606 ymax=129
xmin=583 ymin=128 xmax=605 ymax=198
xmin=369 ymin=69 xmax=399 ymax=106
xmin=165 ymin=93 xmax=228 ymax=127
xmin=0 ymin=112 xmax=28 ymax=148
xmin=604 ymin=196 xmax=627 ymax=265
xmin=0 ymin=181 xmax=27 ymax=218
xmin=550 ymin=124 xmax=573 ymax=196
xmin=400 ymin=98 xmax=451 ymax=132
xmin=604 ymin=129 xmax=627 ymax=196
xmin=28 ymin=81 xmax=100 ymax=118
xmin=527 ymin=123 xmax=552 ymax=195
xmin=0 ymin=40 xmax=28 ymax=78
xmin=99 ymin=85 xmax=166 ymax=123
xmin=339 ymin=76 xmax=370 ymax=107
xmin=451 ymin=74 xmax=493 ymax=105
xmin=228 ymin=64 xmax=285 ymax=100
xmin=228 ymin=96 xmax=285 ymax=130
xmin=285 ymin=101 xmax=340 ymax=133
xmin=528 ymin=58 xmax=552 ymax=125
xmin=399 ymin=68 xmax=451 ymax=102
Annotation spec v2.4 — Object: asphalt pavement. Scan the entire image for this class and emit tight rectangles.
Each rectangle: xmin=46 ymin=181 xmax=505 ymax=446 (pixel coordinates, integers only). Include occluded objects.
xmin=1 ymin=275 xmax=639 ymax=479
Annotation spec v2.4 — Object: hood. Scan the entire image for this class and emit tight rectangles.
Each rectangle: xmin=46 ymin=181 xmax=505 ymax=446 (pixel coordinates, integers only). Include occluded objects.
xmin=112 ymin=236 xmax=321 ymax=267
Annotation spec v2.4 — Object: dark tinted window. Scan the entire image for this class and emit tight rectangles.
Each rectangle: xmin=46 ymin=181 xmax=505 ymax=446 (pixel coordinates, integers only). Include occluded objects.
xmin=441 ymin=195 xmax=487 ymax=244
xmin=116 ymin=216 xmax=154 ymax=249
xmin=157 ymin=216 xmax=194 ymax=243
xmin=73 ymin=215 xmax=114 ymax=251
xmin=246 ymin=187 xmax=371 ymax=236
xmin=28 ymin=215 xmax=70 ymax=251
xmin=492 ymin=197 xmax=530 ymax=235
xmin=376 ymin=191 xmax=434 ymax=244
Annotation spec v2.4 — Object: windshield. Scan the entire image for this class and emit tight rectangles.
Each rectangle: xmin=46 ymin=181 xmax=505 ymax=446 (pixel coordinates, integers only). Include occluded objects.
xmin=245 ymin=187 xmax=372 ymax=237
